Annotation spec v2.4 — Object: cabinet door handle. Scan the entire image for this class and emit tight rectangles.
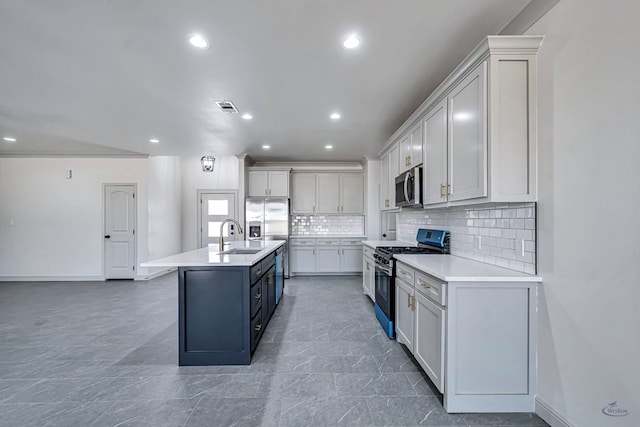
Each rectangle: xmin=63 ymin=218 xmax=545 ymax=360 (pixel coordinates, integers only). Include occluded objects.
xmin=255 ymin=293 xmax=261 ymax=299
xmin=254 ymin=324 xmax=262 ymax=332
xmin=366 ymin=262 xmax=370 ymax=271
xmin=384 ymin=199 xmax=389 ymax=207
xmin=407 ymin=292 xmax=411 ymax=308
xmin=269 ymin=189 xmax=272 ymax=195
xmin=440 ymin=184 xmax=445 ymax=198
xmin=337 ymin=205 xmax=340 ymax=212
xmin=411 ymin=295 xmax=416 ymax=311
xmin=447 ymin=183 xmax=451 ymax=196
xmin=255 ymin=269 xmax=261 ymax=276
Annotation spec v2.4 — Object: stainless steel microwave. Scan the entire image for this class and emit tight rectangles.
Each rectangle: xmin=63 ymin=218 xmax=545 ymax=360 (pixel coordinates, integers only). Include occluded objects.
xmin=395 ymin=166 xmax=422 ymax=207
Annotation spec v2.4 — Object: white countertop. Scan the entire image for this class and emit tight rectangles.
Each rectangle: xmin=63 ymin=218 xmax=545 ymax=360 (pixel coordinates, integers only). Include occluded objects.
xmin=141 ymin=240 xmax=286 ymax=268
xmin=394 ymin=254 xmax=541 ymax=282
xmin=362 ymin=240 xmax=417 ymax=248
xmin=290 ymin=235 xmax=366 ymax=239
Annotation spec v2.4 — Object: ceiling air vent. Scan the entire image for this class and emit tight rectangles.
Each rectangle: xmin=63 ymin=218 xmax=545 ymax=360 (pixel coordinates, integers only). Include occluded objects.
xmin=215 ymin=100 xmax=239 ymax=113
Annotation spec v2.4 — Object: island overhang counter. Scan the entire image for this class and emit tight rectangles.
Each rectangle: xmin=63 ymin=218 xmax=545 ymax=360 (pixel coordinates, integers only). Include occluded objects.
xmin=141 ymin=240 xmax=286 ymax=365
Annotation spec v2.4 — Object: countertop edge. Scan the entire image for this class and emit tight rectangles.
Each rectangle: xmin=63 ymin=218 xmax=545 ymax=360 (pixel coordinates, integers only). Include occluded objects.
xmin=394 ymin=254 xmax=542 ymax=283
xmin=141 ymin=240 xmax=285 ymax=268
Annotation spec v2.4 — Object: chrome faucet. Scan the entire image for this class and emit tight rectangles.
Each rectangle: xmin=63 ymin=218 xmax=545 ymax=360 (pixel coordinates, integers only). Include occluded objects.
xmin=219 ymin=219 xmax=244 ymax=252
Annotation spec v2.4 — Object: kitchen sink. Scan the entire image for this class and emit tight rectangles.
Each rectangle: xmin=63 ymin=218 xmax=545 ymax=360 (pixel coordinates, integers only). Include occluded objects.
xmin=219 ymin=248 xmax=263 ymax=255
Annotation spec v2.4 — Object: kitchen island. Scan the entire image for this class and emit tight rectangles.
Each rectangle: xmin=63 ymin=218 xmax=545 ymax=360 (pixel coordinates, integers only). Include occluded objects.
xmin=141 ymin=240 xmax=286 ymax=365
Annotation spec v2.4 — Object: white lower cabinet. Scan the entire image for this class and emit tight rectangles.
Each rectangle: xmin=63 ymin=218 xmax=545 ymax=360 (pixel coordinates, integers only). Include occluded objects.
xmin=362 ymin=245 xmax=375 ymax=300
xmin=394 ymin=278 xmax=414 ymax=351
xmin=341 ymin=245 xmax=363 ymax=272
xmin=290 ymin=246 xmax=315 ymax=273
xmin=291 ymin=238 xmax=363 ymax=274
xmin=316 ymin=246 xmax=340 ymax=272
xmin=394 ymin=259 xmax=538 ymax=413
xmin=414 ymin=289 xmax=445 ymax=393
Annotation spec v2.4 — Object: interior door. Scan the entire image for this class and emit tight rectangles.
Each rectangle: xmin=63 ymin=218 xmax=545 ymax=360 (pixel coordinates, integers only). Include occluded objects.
xmin=199 ymin=192 xmax=237 ymax=248
xmin=104 ymin=184 xmax=136 ymax=279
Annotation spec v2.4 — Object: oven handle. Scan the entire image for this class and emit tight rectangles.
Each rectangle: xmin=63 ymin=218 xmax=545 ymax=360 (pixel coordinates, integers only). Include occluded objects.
xmin=404 ymin=172 xmax=411 ymax=204
xmin=375 ymin=263 xmax=392 ymax=277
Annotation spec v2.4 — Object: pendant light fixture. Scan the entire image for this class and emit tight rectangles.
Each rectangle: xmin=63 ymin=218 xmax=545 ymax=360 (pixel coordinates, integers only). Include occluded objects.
xmin=200 ymin=155 xmax=216 ymax=172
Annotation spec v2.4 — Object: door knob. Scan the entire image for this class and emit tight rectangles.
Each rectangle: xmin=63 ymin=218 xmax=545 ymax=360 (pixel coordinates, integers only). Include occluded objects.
xmin=104 ymin=235 xmax=111 ymax=239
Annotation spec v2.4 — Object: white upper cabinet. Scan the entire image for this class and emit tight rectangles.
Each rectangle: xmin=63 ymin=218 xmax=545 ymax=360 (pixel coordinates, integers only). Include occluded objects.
xmin=267 ymin=171 xmax=290 ymax=196
xmin=292 ymin=172 xmax=364 ymax=214
xmin=380 ymin=143 xmax=400 ymax=210
xmin=399 ymin=134 xmax=411 ymax=173
xmin=380 ymin=151 xmax=390 ymax=210
xmin=383 ymin=36 xmax=543 ymax=209
xmin=340 ymin=174 xmax=364 ymax=214
xmin=399 ymin=123 xmax=423 ymax=174
xmin=248 ymin=169 xmax=290 ymax=197
xmin=291 ymin=173 xmax=316 ymax=213
xmin=316 ymin=174 xmax=341 ymax=213
xmin=448 ymin=62 xmax=487 ymax=202
xmin=388 ymin=144 xmax=399 ymax=209
xmin=423 ymin=98 xmax=448 ymax=206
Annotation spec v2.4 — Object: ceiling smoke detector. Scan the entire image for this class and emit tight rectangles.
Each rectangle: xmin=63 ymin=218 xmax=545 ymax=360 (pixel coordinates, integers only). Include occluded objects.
xmin=215 ymin=100 xmax=239 ymax=113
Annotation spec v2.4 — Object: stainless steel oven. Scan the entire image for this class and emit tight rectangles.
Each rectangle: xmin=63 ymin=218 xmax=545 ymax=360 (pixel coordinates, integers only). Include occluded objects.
xmin=374 ymin=256 xmax=394 ymax=339
xmin=372 ymin=229 xmax=450 ymax=339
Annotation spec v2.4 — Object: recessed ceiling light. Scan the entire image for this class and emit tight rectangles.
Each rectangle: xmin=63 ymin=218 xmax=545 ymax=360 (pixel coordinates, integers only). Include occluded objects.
xmin=262 ymin=145 xmax=271 ymax=150
xmin=325 ymin=145 xmax=334 ymax=150
xmin=149 ymin=138 xmax=159 ymax=143
xmin=330 ymin=113 xmax=341 ymax=120
xmin=3 ymin=137 xmax=16 ymax=142
xmin=343 ymin=35 xmax=360 ymax=49
xmin=187 ymin=34 xmax=210 ymax=49
xmin=242 ymin=114 xmax=253 ymax=120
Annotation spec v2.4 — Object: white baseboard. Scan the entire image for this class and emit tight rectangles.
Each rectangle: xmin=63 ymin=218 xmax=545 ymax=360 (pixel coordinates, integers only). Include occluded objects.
xmin=536 ymin=396 xmax=575 ymax=427
xmin=142 ymin=268 xmax=177 ymax=280
xmin=0 ymin=275 xmax=105 ymax=282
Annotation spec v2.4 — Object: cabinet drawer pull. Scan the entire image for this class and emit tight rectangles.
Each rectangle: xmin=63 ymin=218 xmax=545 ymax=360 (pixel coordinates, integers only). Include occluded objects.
xmin=254 ymin=324 xmax=262 ymax=332
xmin=419 ymin=281 xmax=430 ymax=289
xmin=255 ymin=269 xmax=261 ymax=276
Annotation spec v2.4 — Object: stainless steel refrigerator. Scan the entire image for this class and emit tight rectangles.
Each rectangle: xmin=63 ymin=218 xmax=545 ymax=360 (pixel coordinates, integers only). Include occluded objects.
xmin=245 ymin=197 xmax=290 ymax=278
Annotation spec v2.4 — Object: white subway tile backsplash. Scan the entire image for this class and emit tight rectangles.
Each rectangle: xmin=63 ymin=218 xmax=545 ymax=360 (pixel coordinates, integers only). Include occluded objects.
xmin=510 ymin=219 xmax=525 ymax=229
xmin=292 ymin=215 xmax=365 ymax=235
xmin=397 ymin=202 xmax=536 ymax=274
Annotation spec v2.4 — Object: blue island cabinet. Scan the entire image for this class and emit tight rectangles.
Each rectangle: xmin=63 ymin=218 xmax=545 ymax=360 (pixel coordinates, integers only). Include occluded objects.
xmin=178 ymin=251 xmax=276 ymax=365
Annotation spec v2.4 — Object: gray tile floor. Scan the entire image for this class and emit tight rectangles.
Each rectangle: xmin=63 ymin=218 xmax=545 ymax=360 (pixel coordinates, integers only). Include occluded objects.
xmin=0 ymin=273 xmax=548 ymax=426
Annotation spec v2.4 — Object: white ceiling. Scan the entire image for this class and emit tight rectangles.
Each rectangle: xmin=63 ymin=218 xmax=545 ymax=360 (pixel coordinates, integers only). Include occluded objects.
xmin=0 ymin=0 xmax=533 ymax=162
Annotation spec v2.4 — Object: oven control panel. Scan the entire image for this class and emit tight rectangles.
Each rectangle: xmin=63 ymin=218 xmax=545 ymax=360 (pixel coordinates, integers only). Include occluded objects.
xmin=416 ymin=228 xmax=449 ymax=249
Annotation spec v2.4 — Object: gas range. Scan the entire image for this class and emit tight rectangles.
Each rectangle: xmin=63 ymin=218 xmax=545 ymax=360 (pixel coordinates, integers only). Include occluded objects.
xmin=374 ymin=245 xmax=446 ymax=266
xmin=373 ymin=229 xmax=450 ymax=339
xmin=374 ymin=229 xmax=450 ymax=267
